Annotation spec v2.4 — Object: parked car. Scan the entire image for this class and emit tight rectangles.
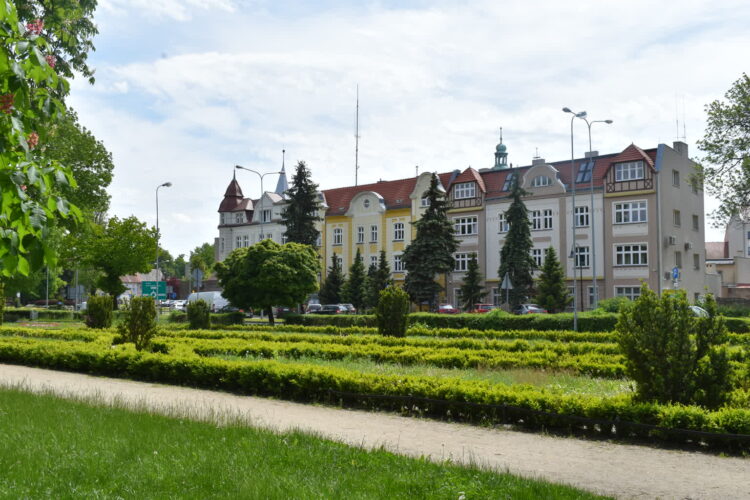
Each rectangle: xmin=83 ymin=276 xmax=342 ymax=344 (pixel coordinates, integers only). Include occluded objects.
xmin=472 ymin=304 xmax=497 ymax=314
xmin=305 ymin=303 xmax=322 ymax=314
xmin=318 ymin=304 xmax=347 ymax=315
xmin=172 ymin=300 xmax=187 ymax=312
xmin=437 ymin=304 xmax=459 ymax=314
xmin=513 ymin=303 xmax=548 ymax=315
xmin=340 ymin=303 xmax=357 ymax=314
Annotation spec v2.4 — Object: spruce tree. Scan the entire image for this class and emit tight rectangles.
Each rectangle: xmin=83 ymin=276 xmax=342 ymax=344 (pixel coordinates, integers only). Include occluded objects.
xmin=341 ymin=248 xmax=366 ymax=311
xmin=281 ymin=160 xmax=323 ymax=247
xmin=535 ymin=246 xmax=571 ymax=313
xmin=375 ymin=250 xmax=392 ymax=291
xmin=362 ymin=263 xmax=379 ymax=310
xmin=318 ymin=254 xmax=344 ymax=304
xmin=459 ymin=253 xmax=485 ymax=311
xmin=403 ymin=173 xmax=459 ymax=309
xmin=498 ymin=177 xmax=535 ymax=308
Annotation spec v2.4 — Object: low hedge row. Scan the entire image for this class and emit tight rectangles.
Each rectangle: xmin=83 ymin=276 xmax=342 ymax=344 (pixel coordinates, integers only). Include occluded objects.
xmin=0 ymin=336 xmax=747 ymax=450
xmin=3 ymin=308 xmax=83 ymax=322
xmin=166 ymin=311 xmax=245 ymax=326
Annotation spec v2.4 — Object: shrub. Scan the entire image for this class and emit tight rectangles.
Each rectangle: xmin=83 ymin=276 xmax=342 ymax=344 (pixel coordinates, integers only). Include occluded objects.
xmin=167 ymin=311 xmax=187 ymax=323
xmin=187 ymin=299 xmax=211 ymax=329
xmin=617 ymin=285 xmax=732 ymax=408
xmin=595 ymin=297 xmax=632 ymax=313
xmin=85 ymin=295 xmax=113 ymax=329
xmin=0 ymin=282 xmax=4 ymax=326
xmin=376 ymin=286 xmax=409 ymax=337
xmin=211 ymin=312 xmax=245 ymax=326
xmin=117 ymin=297 xmax=158 ymax=351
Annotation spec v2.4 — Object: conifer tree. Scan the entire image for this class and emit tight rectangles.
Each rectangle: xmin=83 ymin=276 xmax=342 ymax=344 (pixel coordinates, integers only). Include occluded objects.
xmin=281 ymin=161 xmax=323 ymax=247
xmin=341 ymin=248 xmax=366 ymax=311
xmin=403 ymin=173 xmax=459 ymax=309
xmin=375 ymin=250 xmax=392 ymax=291
xmin=535 ymin=246 xmax=571 ymax=313
xmin=362 ymin=263 xmax=379 ymax=310
xmin=318 ymin=254 xmax=344 ymax=304
xmin=459 ymin=253 xmax=485 ymax=311
xmin=498 ymin=177 xmax=535 ymax=308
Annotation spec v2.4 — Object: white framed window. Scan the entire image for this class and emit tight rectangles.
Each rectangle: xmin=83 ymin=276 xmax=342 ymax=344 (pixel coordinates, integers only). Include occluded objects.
xmin=498 ymin=213 xmax=509 ymax=233
xmin=614 ymin=201 xmax=647 ymax=224
xmin=454 ymin=216 xmax=478 ymax=236
xmin=370 ymin=225 xmax=378 ymax=243
xmin=693 ymin=253 xmax=700 ymax=270
xmin=234 ymin=212 xmax=243 ymax=224
xmin=614 ymin=161 xmax=644 ymax=181
xmin=588 ymin=286 xmax=598 ymax=307
xmin=282 ymin=234 xmax=288 ymax=244
xmin=421 ymin=197 xmax=430 ymax=207
xmin=393 ymin=222 xmax=405 ymax=241
xmin=491 ymin=287 xmax=501 ymax=306
xmin=672 ymin=169 xmax=680 ymax=187
xmin=575 ymin=206 xmax=590 ymax=227
xmin=454 ymin=252 xmax=470 ymax=272
xmin=336 ymin=254 xmax=343 ymax=269
xmin=543 ymin=209 xmax=553 ymax=230
xmin=453 ymin=182 xmax=476 ymax=200
xmin=315 ymin=234 xmax=322 ymax=247
xmin=615 ymin=244 xmax=648 ymax=266
xmin=675 ymin=251 xmax=682 ymax=269
xmin=393 ymin=254 xmax=404 ymax=272
xmin=235 ymin=235 xmax=242 ymax=249
xmin=574 ymin=246 xmax=590 ymax=268
xmin=220 ymin=213 xmax=225 ymax=225
xmin=370 ymin=255 xmax=378 ymax=267
xmin=615 ymin=286 xmax=641 ymax=301
xmin=262 ymin=209 xmax=272 ymax=223
xmin=531 ymin=210 xmax=542 ymax=230
xmin=531 ymin=175 xmax=551 ymax=187
xmin=692 ymin=215 xmax=699 ymax=231
xmin=333 ymin=228 xmax=343 ymax=246
xmin=357 ymin=226 xmax=365 ymax=244
xmin=220 ymin=237 xmax=225 ymax=253
xmin=673 ymin=210 xmax=681 ymax=227
xmin=243 ymin=235 xmax=249 ymax=247
xmin=531 ymin=248 xmax=542 ymax=267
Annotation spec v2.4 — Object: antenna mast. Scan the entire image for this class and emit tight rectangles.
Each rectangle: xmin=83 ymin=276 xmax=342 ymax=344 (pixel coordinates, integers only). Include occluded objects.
xmin=355 ymin=84 xmax=360 ymax=186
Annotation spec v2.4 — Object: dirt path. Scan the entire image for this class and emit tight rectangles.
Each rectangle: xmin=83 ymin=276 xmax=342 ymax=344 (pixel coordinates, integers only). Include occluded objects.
xmin=0 ymin=364 xmax=747 ymax=499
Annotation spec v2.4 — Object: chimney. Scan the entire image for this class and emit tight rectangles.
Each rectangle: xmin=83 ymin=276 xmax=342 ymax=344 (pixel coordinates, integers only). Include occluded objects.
xmin=673 ymin=141 xmax=688 ymax=156
xmin=532 ymin=157 xmax=546 ymax=166
xmin=585 ymin=151 xmax=598 ymax=158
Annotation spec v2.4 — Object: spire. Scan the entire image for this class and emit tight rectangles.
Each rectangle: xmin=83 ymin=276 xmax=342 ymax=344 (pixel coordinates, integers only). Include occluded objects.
xmin=219 ymin=175 xmax=245 ymax=211
xmin=493 ymin=127 xmax=509 ymax=170
xmin=275 ymin=149 xmax=289 ymax=195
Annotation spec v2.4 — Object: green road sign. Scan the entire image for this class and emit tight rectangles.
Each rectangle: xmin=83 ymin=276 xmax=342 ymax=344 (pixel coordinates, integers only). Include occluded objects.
xmin=141 ymin=281 xmax=167 ymax=300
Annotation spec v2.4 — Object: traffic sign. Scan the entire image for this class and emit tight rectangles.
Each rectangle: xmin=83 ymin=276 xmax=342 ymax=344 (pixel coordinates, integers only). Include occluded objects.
xmin=500 ymin=273 xmax=513 ymax=290
xmin=142 ymin=281 xmax=167 ymax=300
xmin=672 ymin=267 xmax=680 ymax=280
xmin=192 ymin=268 xmax=204 ymax=288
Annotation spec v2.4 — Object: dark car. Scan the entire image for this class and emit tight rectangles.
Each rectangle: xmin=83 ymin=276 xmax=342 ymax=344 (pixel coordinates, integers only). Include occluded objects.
xmin=437 ymin=304 xmax=459 ymax=314
xmin=513 ymin=303 xmax=548 ymax=315
xmin=305 ymin=303 xmax=322 ymax=314
xmin=340 ymin=303 xmax=357 ymax=314
xmin=318 ymin=304 xmax=347 ymax=315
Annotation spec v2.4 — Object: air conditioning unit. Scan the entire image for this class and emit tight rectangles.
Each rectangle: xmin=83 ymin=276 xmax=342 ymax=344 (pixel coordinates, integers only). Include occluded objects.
xmin=684 ymin=242 xmax=693 ymax=250
xmin=665 ymin=236 xmax=677 ymax=246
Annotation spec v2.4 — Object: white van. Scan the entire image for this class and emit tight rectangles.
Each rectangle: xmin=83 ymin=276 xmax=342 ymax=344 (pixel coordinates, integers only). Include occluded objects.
xmin=186 ymin=291 xmax=229 ymax=312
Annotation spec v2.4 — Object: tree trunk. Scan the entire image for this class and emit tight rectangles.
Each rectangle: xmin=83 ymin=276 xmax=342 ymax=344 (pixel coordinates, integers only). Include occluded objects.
xmin=266 ymin=306 xmax=274 ymax=326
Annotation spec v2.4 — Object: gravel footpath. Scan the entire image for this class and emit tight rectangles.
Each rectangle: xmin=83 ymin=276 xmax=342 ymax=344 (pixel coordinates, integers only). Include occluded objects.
xmin=1 ymin=363 xmax=748 ymax=499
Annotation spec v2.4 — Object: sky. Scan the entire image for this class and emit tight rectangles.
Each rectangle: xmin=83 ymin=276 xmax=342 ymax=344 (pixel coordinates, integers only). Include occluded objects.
xmin=67 ymin=0 xmax=750 ymax=257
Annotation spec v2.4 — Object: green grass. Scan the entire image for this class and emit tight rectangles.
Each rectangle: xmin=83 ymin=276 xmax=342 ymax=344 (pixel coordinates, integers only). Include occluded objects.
xmin=218 ymin=353 xmax=633 ymax=398
xmin=0 ymin=388 xmax=606 ymax=499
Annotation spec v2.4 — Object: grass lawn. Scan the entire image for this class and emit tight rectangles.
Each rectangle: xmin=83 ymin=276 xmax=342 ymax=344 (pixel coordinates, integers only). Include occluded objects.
xmin=218 ymin=353 xmax=632 ymax=398
xmin=0 ymin=388 xmax=606 ymax=499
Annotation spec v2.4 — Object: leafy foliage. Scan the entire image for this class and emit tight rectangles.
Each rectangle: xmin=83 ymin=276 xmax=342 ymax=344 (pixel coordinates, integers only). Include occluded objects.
xmin=498 ymin=177 xmax=535 ymax=308
xmin=84 ymin=294 xmax=112 ymax=329
xmin=117 ymin=296 xmax=157 ymax=351
xmin=459 ymin=253 xmax=485 ymax=311
xmin=617 ymin=285 xmax=732 ymax=408
xmin=281 ymin=160 xmax=322 ymax=247
xmin=376 ymin=285 xmax=410 ymax=337
xmin=595 ymin=297 xmax=632 ymax=313
xmin=189 ymin=242 xmax=214 ymax=276
xmin=318 ymin=254 xmax=344 ymax=305
xmin=214 ymin=239 xmax=319 ymax=325
xmin=341 ymin=248 xmax=366 ymax=311
xmin=698 ymin=73 xmax=750 ymax=224
xmin=403 ymin=174 xmax=458 ymax=308
xmin=535 ymin=247 xmax=571 ymax=313
xmin=187 ymin=299 xmax=211 ymax=330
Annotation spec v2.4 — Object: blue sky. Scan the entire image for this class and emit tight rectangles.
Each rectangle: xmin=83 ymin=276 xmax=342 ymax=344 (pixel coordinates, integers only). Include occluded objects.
xmin=68 ymin=0 xmax=750 ymax=256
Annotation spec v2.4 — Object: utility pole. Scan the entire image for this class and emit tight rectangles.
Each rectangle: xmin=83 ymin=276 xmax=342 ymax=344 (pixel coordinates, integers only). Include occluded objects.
xmin=355 ymin=84 xmax=360 ymax=186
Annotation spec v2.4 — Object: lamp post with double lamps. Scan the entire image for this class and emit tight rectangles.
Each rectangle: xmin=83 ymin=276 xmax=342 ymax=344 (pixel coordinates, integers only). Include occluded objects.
xmin=562 ymin=107 xmax=587 ymax=331
xmin=234 ymin=165 xmax=284 ymax=240
xmin=155 ymin=181 xmax=172 ymax=289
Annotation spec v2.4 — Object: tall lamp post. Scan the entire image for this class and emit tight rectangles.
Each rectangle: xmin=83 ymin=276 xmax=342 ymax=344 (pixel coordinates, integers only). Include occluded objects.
xmin=563 ymin=107 xmax=587 ymax=331
xmin=156 ymin=182 xmax=172 ymax=286
xmin=235 ymin=165 xmax=284 ymax=239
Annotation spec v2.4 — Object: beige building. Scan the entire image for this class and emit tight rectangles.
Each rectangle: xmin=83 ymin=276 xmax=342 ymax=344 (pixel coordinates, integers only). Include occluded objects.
xmin=705 ymin=215 xmax=750 ymax=299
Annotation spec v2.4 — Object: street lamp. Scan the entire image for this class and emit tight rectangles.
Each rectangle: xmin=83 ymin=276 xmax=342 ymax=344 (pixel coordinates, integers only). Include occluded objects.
xmin=563 ymin=107 xmax=587 ymax=331
xmin=156 ymin=181 xmax=172 ymax=285
xmin=234 ymin=165 xmax=284 ymax=240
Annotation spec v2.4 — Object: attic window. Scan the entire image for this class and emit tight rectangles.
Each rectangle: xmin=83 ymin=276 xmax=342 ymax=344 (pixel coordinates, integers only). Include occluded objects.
xmin=614 ymin=161 xmax=644 ymax=181
xmin=454 ymin=182 xmax=476 ymax=200
xmin=576 ymin=160 xmax=594 ymax=183
xmin=363 ymin=199 xmax=370 ymax=209
xmin=502 ymin=173 xmax=517 ymax=191
xmin=395 ymin=198 xmax=402 ymax=204
xmin=531 ymin=175 xmax=552 ymax=187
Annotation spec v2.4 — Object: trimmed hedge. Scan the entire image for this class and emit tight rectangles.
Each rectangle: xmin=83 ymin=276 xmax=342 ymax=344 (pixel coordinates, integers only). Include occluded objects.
xmin=0 ymin=335 xmax=747 ymax=450
xmin=166 ymin=311 xmax=244 ymax=326
xmin=3 ymin=308 xmax=82 ymax=322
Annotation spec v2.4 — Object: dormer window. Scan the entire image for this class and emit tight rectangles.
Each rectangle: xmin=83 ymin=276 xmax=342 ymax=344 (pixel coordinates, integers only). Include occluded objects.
xmin=454 ymin=182 xmax=476 ymax=200
xmin=614 ymin=161 xmax=644 ymax=181
xmin=262 ymin=209 xmax=272 ymax=223
xmin=531 ymin=175 xmax=552 ymax=187
xmin=363 ymin=199 xmax=370 ymax=209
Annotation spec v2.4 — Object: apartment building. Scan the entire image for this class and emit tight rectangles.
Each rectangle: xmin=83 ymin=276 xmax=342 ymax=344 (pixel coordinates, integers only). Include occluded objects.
xmin=216 ymin=140 xmax=706 ymax=308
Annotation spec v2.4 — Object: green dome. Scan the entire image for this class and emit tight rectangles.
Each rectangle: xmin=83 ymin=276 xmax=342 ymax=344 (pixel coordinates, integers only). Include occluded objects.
xmin=496 ymin=143 xmax=507 ymax=153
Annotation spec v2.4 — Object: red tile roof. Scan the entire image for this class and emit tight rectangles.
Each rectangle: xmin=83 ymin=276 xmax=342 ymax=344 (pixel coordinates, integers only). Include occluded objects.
xmin=451 ymin=168 xmax=486 ymax=193
xmin=218 ymin=177 xmax=247 ymax=212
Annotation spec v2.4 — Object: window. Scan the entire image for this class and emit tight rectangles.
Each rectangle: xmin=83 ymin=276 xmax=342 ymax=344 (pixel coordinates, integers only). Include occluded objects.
xmin=243 ymin=235 xmax=249 ymax=247
xmin=531 ymin=175 xmax=551 ymax=187
xmin=220 ymin=237 xmax=225 ymax=253
xmin=673 ymin=210 xmax=681 ymax=227
xmin=502 ymin=173 xmax=516 ymax=191
xmin=371 ymin=256 xmax=378 ymax=267
xmin=453 ymin=182 xmax=476 ymax=200
xmin=420 ymin=197 xmax=430 ymax=207
xmin=531 ymin=210 xmax=542 ymax=230
xmin=393 ymin=222 xmax=405 ymax=241
xmin=336 ymin=255 xmax=343 ymax=269
xmin=357 ymin=226 xmax=365 ymax=244
xmin=454 ymin=253 xmax=470 ymax=272
xmin=266 ymin=232 xmax=272 ymax=241
xmin=543 ymin=209 xmax=553 ymax=230
xmin=616 ymin=286 xmax=641 ymax=301
xmin=498 ymin=213 xmax=509 ymax=233
xmin=588 ymin=286 xmax=598 ymax=307
xmin=531 ymin=248 xmax=543 ymax=267
xmin=333 ymin=228 xmax=343 ymax=245
xmin=672 ymin=169 xmax=680 ymax=187
xmin=614 ymin=161 xmax=644 ymax=181
xmin=393 ymin=254 xmax=404 ymax=272
xmin=234 ymin=212 xmax=243 ymax=224
xmin=235 ymin=235 xmax=242 ymax=249
xmin=615 ymin=244 xmax=648 ymax=266
xmin=363 ymin=199 xmax=370 ymax=209
xmin=220 ymin=213 xmax=225 ymax=225
xmin=370 ymin=225 xmax=378 ymax=242
xmin=675 ymin=251 xmax=682 ymax=269
xmin=575 ymin=206 xmax=590 ymax=227
xmin=315 ymin=234 xmax=322 ymax=247
xmin=282 ymin=234 xmax=288 ymax=244
xmin=491 ymin=287 xmax=501 ymax=306
xmin=614 ymin=201 xmax=647 ymax=223
xmin=576 ymin=160 xmax=594 ymax=183
xmin=693 ymin=253 xmax=700 ymax=270
xmin=262 ymin=209 xmax=272 ymax=223
xmin=692 ymin=215 xmax=699 ymax=231
xmin=575 ymin=246 xmax=590 ymax=268
xmin=454 ymin=216 xmax=478 ymax=236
